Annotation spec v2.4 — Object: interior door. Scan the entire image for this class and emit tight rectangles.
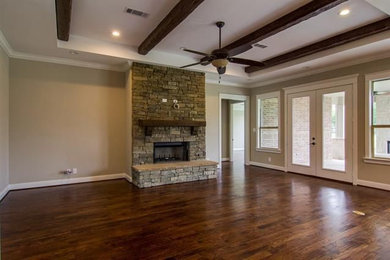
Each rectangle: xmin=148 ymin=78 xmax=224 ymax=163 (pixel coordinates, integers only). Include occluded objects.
xmin=287 ymin=91 xmax=316 ymax=176
xmin=287 ymin=85 xmax=353 ymax=183
xmin=316 ymin=85 xmax=353 ymax=182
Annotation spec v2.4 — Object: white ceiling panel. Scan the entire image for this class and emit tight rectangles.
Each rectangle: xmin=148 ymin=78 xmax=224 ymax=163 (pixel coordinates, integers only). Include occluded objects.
xmin=238 ymin=0 xmax=388 ymax=61
xmin=71 ymin=0 xmax=180 ymax=47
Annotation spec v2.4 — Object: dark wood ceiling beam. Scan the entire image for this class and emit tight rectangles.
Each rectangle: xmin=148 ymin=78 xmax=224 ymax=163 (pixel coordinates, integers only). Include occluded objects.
xmin=224 ymin=0 xmax=348 ymax=56
xmin=138 ymin=0 xmax=204 ymax=55
xmin=55 ymin=0 xmax=72 ymax=41
xmin=245 ymin=17 xmax=390 ymax=73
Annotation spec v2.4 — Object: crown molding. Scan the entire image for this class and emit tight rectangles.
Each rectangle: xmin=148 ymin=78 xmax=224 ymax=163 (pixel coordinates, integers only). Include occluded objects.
xmin=0 ymin=30 xmax=128 ymax=72
xmin=247 ymin=50 xmax=390 ymax=88
xmin=10 ymin=51 xmax=128 ymax=72
xmin=205 ymin=77 xmax=246 ymax=87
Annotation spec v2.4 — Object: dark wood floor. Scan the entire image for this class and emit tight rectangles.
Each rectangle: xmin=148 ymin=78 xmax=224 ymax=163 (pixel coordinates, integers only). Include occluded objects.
xmin=1 ymin=162 xmax=389 ymax=259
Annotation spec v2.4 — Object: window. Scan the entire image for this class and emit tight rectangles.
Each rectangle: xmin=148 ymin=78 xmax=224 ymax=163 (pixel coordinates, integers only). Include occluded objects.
xmin=256 ymin=91 xmax=280 ymax=152
xmin=366 ymin=71 xmax=390 ymax=163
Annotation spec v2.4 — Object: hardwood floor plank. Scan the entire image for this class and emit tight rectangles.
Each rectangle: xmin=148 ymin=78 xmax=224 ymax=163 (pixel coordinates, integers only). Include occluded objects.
xmin=1 ymin=163 xmax=389 ymax=259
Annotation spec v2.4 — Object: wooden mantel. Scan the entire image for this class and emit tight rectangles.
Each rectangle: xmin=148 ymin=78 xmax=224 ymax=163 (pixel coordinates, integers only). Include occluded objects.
xmin=139 ymin=119 xmax=206 ymax=136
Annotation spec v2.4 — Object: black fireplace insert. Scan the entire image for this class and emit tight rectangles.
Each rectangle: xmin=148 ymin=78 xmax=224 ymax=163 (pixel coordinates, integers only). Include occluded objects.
xmin=153 ymin=142 xmax=189 ymax=163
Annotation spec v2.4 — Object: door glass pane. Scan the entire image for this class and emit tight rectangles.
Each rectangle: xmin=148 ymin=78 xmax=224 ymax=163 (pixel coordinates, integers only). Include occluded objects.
xmin=292 ymin=96 xmax=310 ymax=166
xmin=322 ymin=92 xmax=345 ymax=171
xmin=374 ymin=128 xmax=390 ymax=158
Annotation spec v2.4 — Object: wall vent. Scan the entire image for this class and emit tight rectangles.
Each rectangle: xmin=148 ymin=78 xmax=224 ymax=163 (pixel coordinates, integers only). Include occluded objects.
xmin=125 ymin=8 xmax=149 ymax=18
xmin=253 ymin=43 xmax=268 ymax=49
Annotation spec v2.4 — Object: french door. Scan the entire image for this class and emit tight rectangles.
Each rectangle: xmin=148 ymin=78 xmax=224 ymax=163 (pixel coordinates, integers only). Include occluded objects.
xmin=287 ymin=85 xmax=353 ymax=182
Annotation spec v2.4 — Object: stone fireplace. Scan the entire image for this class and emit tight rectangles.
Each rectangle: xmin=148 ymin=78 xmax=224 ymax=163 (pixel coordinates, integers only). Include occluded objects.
xmin=130 ymin=63 xmax=217 ymax=188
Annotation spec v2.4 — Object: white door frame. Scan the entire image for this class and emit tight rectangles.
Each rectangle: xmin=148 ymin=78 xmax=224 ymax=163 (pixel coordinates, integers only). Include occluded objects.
xmin=219 ymin=94 xmax=250 ymax=167
xmin=283 ymin=74 xmax=359 ymax=185
xmin=229 ymin=101 xmax=234 ymax=162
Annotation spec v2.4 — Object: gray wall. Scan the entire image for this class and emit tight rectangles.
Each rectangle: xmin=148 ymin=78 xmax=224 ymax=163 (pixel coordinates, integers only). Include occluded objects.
xmin=9 ymin=59 xmax=127 ymax=184
xmin=0 ymin=45 xmax=9 ymax=192
xmin=250 ymin=57 xmax=390 ymax=185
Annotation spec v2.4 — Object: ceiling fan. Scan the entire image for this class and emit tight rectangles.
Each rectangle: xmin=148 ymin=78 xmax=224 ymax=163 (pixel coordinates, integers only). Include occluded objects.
xmin=180 ymin=21 xmax=264 ymax=75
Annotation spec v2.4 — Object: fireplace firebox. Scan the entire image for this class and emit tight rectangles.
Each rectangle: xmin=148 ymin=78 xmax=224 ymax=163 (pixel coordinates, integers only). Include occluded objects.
xmin=153 ymin=142 xmax=189 ymax=163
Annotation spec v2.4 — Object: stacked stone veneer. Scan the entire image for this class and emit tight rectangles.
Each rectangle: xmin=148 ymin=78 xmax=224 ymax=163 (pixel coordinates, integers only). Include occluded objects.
xmin=132 ymin=62 xmax=206 ymax=165
xmin=132 ymin=164 xmax=217 ymax=188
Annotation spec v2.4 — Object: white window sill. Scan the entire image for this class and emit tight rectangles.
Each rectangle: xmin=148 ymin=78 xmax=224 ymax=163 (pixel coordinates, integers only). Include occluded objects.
xmin=256 ymin=148 xmax=282 ymax=154
xmin=363 ymin=157 xmax=390 ymax=166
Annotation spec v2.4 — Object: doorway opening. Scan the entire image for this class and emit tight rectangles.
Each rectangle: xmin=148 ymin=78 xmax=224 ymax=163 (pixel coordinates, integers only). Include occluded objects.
xmin=220 ymin=94 xmax=249 ymax=166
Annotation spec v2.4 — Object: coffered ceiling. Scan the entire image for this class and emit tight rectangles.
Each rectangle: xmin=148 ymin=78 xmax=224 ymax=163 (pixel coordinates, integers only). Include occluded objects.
xmin=0 ymin=0 xmax=389 ymax=86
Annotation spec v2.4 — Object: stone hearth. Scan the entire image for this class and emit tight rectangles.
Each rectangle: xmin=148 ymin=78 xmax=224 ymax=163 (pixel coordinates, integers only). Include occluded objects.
xmin=132 ymin=160 xmax=218 ymax=188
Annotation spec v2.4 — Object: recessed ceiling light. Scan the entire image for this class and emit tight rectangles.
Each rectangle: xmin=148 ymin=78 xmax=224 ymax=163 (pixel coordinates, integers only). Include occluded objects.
xmin=112 ymin=31 xmax=120 ymax=37
xmin=339 ymin=9 xmax=350 ymax=16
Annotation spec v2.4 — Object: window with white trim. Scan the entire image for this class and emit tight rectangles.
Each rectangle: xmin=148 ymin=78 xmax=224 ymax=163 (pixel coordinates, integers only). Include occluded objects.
xmin=256 ymin=91 xmax=280 ymax=152
xmin=366 ymin=73 xmax=390 ymax=160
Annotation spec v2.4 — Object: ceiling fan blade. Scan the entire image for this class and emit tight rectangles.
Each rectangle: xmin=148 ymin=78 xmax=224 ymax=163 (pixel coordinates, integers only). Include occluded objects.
xmin=228 ymin=57 xmax=264 ymax=67
xmin=180 ymin=61 xmax=204 ymax=68
xmin=227 ymin=44 xmax=253 ymax=57
xmin=200 ymin=56 xmax=213 ymax=66
xmin=182 ymin=48 xmax=211 ymax=57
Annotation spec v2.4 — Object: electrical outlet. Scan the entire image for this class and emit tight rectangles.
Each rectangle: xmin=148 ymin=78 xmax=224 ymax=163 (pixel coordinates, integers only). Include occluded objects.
xmin=162 ymin=98 xmax=167 ymax=103
xmin=268 ymin=157 xmax=272 ymax=162
xmin=64 ymin=168 xmax=77 ymax=175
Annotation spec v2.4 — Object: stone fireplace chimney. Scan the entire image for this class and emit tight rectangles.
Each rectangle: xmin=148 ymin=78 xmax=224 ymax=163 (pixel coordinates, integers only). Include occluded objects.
xmin=131 ymin=63 xmax=206 ymax=166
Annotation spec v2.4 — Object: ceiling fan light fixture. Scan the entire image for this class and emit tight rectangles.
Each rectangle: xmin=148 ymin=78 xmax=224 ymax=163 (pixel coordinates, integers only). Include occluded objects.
xmin=217 ymin=66 xmax=226 ymax=75
xmin=211 ymin=58 xmax=228 ymax=68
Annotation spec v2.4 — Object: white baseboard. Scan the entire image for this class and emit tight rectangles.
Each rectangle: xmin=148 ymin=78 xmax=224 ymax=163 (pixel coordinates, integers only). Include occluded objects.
xmin=221 ymin=158 xmax=230 ymax=162
xmin=9 ymin=173 xmax=129 ymax=191
xmin=0 ymin=185 xmax=10 ymax=201
xmin=249 ymin=161 xmax=286 ymax=172
xmin=123 ymin=173 xmax=132 ymax=183
xmin=357 ymin=179 xmax=390 ymax=191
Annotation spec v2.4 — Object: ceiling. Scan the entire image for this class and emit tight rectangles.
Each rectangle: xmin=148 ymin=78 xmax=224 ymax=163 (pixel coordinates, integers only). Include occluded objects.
xmin=0 ymin=0 xmax=389 ymax=87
